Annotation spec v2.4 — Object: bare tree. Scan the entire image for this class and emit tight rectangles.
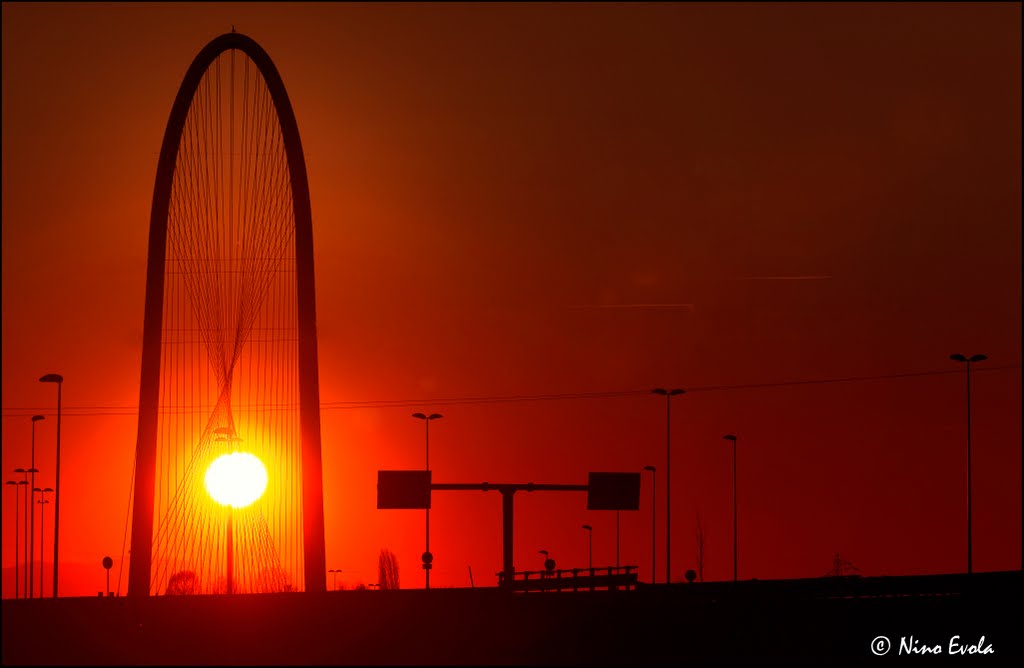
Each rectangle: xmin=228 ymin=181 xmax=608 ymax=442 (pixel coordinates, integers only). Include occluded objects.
xmin=824 ymin=552 xmax=861 ymax=577
xmin=378 ymin=548 xmax=400 ymax=590
xmin=257 ymin=566 xmax=293 ymax=593
xmin=166 ymin=570 xmax=199 ymax=595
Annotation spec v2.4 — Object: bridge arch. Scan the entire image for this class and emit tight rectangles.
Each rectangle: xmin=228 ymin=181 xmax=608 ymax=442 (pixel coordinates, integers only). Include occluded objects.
xmin=129 ymin=32 xmax=326 ymax=596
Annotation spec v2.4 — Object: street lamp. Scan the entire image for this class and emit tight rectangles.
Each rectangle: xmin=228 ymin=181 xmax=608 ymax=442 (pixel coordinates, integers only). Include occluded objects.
xmin=102 ymin=556 xmax=114 ymax=597
xmin=412 ymin=412 xmax=442 ymax=590
xmin=30 ymin=414 xmax=44 ymax=598
xmin=35 ymin=488 xmax=53 ymax=598
xmin=723 ymin=435 xmax=738 ymax=581
xmin=581 ymin=524 xmax=593 ymax=571
xmin=14 ymin=468 xmax=30 ymax=595
xmin=538 ymin=549 xmax=553 ymax=576
xmin=24 ymin=468 xmax=38 ymax=597
xmin=643 ymin=465 xmax=656 ymax=584
xmin=5 ymin=480 xmax=21 ymax=599
xmin=652 ymin=388 xmax=684 ymax=583
xmin=328 ymin=568 xmax=342 ymax=591
xmin=949 ymin=353 xmax=986 ymax=575
xmin=39 ymin=373 xmax=63 ymax=598
xmin=206 ymin=429 xmax=265 ymax=595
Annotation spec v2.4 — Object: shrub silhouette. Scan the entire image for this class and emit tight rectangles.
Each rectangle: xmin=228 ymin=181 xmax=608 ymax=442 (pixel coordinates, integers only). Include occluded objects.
xmin=166 ymin=570 xmax=199 ymax=595
xmin=378 ymin=548 xmax=400 ymax=590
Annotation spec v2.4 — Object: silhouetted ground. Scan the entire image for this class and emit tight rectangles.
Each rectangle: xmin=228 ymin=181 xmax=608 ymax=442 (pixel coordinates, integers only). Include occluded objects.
xmin=2 ymin=571 xmax=1020 ymax=665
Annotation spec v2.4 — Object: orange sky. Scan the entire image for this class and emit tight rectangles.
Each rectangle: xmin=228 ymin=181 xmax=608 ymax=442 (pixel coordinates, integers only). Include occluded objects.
xmin=2 ymin=2 xmax=1021 ymax=597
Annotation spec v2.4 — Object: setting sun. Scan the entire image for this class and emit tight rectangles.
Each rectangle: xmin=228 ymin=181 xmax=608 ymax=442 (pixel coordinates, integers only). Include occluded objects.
xmin=204 ymin=452 xmax=268 ymax=508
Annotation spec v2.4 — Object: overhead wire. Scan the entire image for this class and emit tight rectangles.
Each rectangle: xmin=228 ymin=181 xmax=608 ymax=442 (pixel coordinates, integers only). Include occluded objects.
xmin=3 ymin=364 xmax=1020 ymax=418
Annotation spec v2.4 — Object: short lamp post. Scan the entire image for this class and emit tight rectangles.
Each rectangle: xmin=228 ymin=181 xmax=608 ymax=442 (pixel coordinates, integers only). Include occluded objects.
xmin=538 ymin=550 xmax=555 ymax=580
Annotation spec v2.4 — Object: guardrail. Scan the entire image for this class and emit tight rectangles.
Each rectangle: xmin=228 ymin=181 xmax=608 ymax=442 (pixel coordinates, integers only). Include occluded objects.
xmin=498 ymin=566 xmax=638 ymax=592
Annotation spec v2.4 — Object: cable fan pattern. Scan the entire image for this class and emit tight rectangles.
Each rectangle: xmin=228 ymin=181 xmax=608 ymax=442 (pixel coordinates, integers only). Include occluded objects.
xmin=150 ymin=48 xmax=302 ymax=595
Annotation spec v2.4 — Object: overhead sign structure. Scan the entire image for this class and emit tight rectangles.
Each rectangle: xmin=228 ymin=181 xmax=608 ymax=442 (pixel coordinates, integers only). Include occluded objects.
xmin=376 ymin=469 xmax=640 ymax=588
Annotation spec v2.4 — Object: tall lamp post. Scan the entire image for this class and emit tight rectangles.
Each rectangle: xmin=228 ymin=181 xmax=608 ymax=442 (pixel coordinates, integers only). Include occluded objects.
xmin=328 ymin=568 xmax=342 ymax=591
xmin=652 ymin=388 xmax=684 ymax=583
xmin=39 ymin=373 xmax=63 ymax=597
xmin=723 ymin=435 xmax=738 ymax=581
xmin=949 ymin=353 xmax=986 ymax=575
xmin=643 ymin=465 xmax=656 ymax=583
xmin=5 ymin=480 xmax=21 ymax=599
xmin=412 ymin=412 xmax=442 ymax=590
xmin=35 ymin=487 xmax=53 ymax=598
xmin=581 ymin=524 xmax=593 ymax=571
xmin=29 ymin=415 xmax=44 ymax=598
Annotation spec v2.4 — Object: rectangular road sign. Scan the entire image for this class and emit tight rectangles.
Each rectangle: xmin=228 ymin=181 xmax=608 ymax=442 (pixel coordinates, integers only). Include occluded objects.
xmin=377 ymin=470 xmax=432 ymax=509
xmin=587 ymin=472 xmax=641 ymax=510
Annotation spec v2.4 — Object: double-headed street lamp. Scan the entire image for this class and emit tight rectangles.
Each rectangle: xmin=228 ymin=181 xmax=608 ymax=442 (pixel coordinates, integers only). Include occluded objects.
xmin=643 ymin=465 xmax=656 ymax=583
xmin=328 ymin=568 xmax=342 ymax=591
xmin=949 ymin=353 xmax=986 ymax=575
xmin=652 ymin=388 xmax=684 ymax=583
xmin=412 ymin=412 xmax=442 ymax=590
xmin=39 ymin=373 xmax=63 ymax=597
xmin=581 ymin=524 xmax=593 ymax=571
xmin=723 ymin=435 xmax=738 ymax=582
xmin=34 ymin=487 xmax=53 ymax=597
xmin=30 ymin=414 xmax=44 ymax=598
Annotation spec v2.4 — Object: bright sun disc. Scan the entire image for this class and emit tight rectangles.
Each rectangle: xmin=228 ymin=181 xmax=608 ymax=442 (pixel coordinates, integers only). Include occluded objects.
xmin=204 ymin=452 xmax=268 ymax=508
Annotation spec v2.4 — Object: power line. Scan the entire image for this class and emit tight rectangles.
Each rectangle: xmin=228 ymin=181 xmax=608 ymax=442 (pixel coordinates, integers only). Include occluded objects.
xmin=1 ymin=363 xmax=1019 ymax=418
